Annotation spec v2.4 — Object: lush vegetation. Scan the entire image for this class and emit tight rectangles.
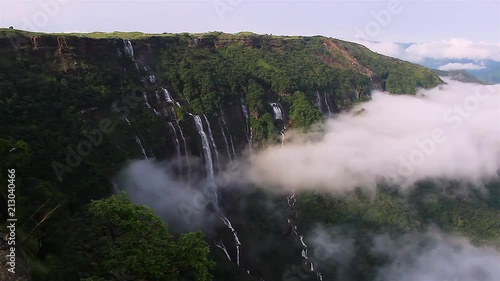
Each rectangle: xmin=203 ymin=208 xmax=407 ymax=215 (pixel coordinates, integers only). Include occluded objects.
xmin=292 ymin=182 xmax=500 ymax=281
xmin=0 ymin=29 xmax=468 ymax=281
xmin=432 ymin=69 xmax=487 ymax=84
xmin=337 ymin=40 xmax=443 ymax=94
xmin=63 ymin=193 xmax=215 ymax=281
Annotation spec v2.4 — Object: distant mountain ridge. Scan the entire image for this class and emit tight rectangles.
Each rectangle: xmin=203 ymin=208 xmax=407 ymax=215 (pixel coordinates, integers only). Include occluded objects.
xmin=421 ymin=57 xmax=500 ymax=84
xmin=431 ymin=69 xmax=487 ymax=84
xmin=392 ymin=41 xmax=500 ymax=84
xmin=360 ymin=40 xmax=499 ymax=84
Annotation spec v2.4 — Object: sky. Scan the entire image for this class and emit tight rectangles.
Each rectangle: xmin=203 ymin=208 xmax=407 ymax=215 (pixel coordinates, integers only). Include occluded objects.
xmin=0 ymin=0 xmax=498 ymax=43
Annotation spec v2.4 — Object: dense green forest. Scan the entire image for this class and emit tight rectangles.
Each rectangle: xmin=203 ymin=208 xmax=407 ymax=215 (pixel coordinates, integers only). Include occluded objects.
xmin=0 ymin=29 xmax=497 ymax=281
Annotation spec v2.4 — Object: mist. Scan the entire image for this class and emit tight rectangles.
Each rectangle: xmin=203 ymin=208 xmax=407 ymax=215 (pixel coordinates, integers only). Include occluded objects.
xmin=306 ymin=226 xmax=356 ymax=268
xmin=372 ymin=231 xmax=500 ymax=281
xmin=113 ymin=159 xmax=219 ymax=233
xmin=246 ymin=79 xmax=500 ymax=193
xmin=305 ymin=226 xmax=500 ymax=281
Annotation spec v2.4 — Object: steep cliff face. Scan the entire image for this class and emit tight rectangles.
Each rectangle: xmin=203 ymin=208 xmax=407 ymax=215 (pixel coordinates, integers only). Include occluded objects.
xmin=0 ymin=28 xmax=442 ymax=280
xmin=1 ymin=29 xmax=441 ymax=162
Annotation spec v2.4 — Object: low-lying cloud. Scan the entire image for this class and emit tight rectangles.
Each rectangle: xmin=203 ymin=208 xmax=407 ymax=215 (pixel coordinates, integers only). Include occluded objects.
xmin=246 ymin=79 xmax=500 ymax=193
xmin=372 ymin=231 xmax=500 ymax=281
xmin=307 ymin=226 xmax=356 ymax=268
xmin=306 ymin=226 xmax=500 ymax=281
xmin=113 ymin=159 xmax=219 ymax=232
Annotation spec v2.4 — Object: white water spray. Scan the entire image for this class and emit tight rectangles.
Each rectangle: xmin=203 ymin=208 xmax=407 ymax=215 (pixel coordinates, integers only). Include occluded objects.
xmin=193 ymin=115 xmax=215 ymax=180
xmin=270 ymin=103 xmax=283 ymax=120
xmin=162 ymin=88 xmax=174 ymax=103
xmin=203 ymin=114 xmax=220 ymax=171
xmin=123 ymin=39 xmax=134 ymax=60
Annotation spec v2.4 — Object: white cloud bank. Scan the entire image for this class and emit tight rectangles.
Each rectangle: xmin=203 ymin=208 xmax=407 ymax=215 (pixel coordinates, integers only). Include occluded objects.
xmin=372 ymin=231 xmax=500 ymax=281
xmin=307 ymin=227 xmax=500 ymax=281
xmin=438 ymin=62 xmax=486 ymax=71
xmin=245 ymin=79 xmax=500 ymax=193
xmin=358 ymin=39 xmax=500 ymax=63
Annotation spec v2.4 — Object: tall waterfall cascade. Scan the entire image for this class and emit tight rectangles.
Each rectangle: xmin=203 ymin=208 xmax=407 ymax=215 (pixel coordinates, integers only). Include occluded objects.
xmin=324 ymin=91 xmax=332 ymax=114
xmin=203 ymin=115 xmax=220 ymax=172
xmin=162 ymin=87 xmax=174 ymax=104
xmin=119 ymin=39 xmax=247 ymax=275
xmin=240 ymin=98 xmax=251 ymax=144
xmin=270 ymin=103 xmax=284 ymax=120
xmin=222 ymin=216 xmax=242 ymax=266
xmin=287 ymin=192 xmax=323 ymax=281
xmin=214 ymin=240 xmax=231 ymax=261
xmin=176 ymin=121 xmax=191 ymax=182
xmin=143 ymin=92 xmax=152 ymax=109
xmin=217 ymin=113 xmax=233 ymax=161
xmin=135 ymin=135 xmax=148 ymax=159
xmin=123 ymin=39 xmax=134 ymax=60
xmin=168 ymin=122 xmax=182 ymax=173
xmin=155 ymin=91 xmax=161 ymax=104
xmin=193 ymin=115 xmax=215 ymax=181
xmin=193 ymin=114 xmax=243 ymax=271
xmin=315 ymin=91 xmax=322 ymax=112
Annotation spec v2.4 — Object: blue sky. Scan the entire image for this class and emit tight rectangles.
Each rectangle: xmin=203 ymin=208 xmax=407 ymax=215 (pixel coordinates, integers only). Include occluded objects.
xmin=1 ymin=0 xmax=498 ymax=43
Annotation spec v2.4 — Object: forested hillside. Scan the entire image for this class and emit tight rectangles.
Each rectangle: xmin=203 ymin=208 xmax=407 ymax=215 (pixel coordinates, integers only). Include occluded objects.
xmin=2 ymin=28 xmax=497 ymax=281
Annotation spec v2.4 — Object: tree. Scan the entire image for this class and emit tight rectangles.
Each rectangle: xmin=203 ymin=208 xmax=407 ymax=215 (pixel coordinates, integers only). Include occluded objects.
xmin=288 ymin=91 xmax=322 ymax=130
xmin=66 ymin=192 xmax=215 ymax=281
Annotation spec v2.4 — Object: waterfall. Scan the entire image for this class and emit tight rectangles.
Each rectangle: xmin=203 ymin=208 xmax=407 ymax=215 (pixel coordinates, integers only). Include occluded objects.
xmin=203 ymin=115 xmax=220 ymax=172
xmin=193 ymin=115 xmax=215 ymax=180
xmin=148 ymin=75 xmax=156 ymax=83
xmin=221 ymin=216 xmax=242 ymax=266
xmin=270 ymin=103 xmax=283 ymax=120
xmin=287 ymin=192 xmax=323 ymax=280
xmin=143 ymin=92 xmax=152 ymax=109
xmin=240 ymin=98 xmax=251 ymax=143
xmin=124 ymin=117 xmax=131 ymax=126
xmin=162 ymin=87 xmax=174 ymax=103
xmin=214 ymin=240 xmax=231 ymax=261
xmin=324 ymin=91 xmax=331 ymax=114
xmin=230 ymin=135 xmax=237 ymax=159
xmin=176 ymin=121 xmax=191 ymax=182
xmin=135 ymin=135 xmax=147 ymax=159
xmin=194 ymin=116 xmax=242 ymax=270
xmin=123 ymin=39 xmax=134 ymax=60
xmin=155 ymin=91 xmax=161 ymax=104
xmin=217 ymin=113 xmax=232 ymax=161
xmin=168 ymin=122 xmax=182 ymax=173
xmin=143 ymin=92 xmax=159 ymax=115
xmin=316 ymin=91 xmax=323 ymax=113
xmin=221 ymin=111 xmax=237 ymax=158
